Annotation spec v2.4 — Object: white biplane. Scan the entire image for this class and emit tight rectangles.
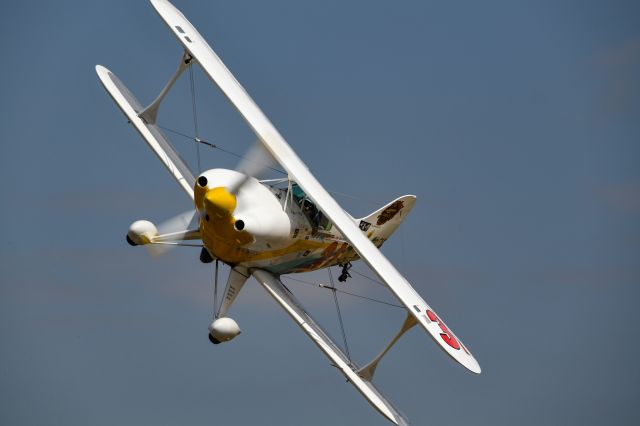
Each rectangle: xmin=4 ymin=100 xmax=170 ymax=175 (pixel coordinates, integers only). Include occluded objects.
xmin=96 ymin=1 xmax=480 ymax=424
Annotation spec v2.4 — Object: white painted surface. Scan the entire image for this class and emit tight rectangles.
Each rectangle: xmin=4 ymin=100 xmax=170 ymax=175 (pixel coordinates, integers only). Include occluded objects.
xmin=253 ymin=269 xmax=408 ymax=426
xmin=217 ymin=267 xmax=249 ymax=317
xmin=150 ymin=0 xmax=480 ymax=374
xmin=95 ymin=65 xmax=195 ymax=200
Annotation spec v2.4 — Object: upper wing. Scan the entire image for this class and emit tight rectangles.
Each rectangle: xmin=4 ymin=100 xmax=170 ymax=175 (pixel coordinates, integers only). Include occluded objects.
xmin=150 ymin=0 xmax=480 ymax=373
xmin=95 ymin=65 xmax=195 ymax=200
xmin=252 ymin=269 xmax=408 ymax=426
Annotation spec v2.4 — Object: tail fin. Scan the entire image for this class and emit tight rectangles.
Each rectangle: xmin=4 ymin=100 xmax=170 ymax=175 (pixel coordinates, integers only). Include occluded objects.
xmin=357 ymin=195 xmax=416 ymax=248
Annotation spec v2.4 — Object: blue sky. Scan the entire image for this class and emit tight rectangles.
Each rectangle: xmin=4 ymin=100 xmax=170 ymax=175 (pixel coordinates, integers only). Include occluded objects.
xmin=1 ymin=1 xmax=639 ymax=425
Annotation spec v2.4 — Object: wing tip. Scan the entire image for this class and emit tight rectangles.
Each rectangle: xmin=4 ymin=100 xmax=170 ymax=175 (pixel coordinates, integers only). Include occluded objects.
xmin=464 ymin=356 xmax=482 ymax=374
xmin=149 ymin=0 xmax=175 ymax=15
xmin=95 ymin=65 xmax=115 ymax=90
xmin=95 ymin=64 xmax=109 ymax=76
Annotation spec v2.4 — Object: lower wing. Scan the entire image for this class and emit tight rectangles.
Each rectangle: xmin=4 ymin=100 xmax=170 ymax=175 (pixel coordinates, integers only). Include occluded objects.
xmin=252 ymin=269 xmax=408 ymax=426
xmin=96 ymin=65 xmax=195 ymax=200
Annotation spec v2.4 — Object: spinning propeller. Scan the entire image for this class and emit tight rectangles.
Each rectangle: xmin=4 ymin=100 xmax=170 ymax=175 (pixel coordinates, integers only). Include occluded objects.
xmin=125 ymin=142 xmax=276 ymax=256
xmin=226 ymin=141 xmax=279 ymax=195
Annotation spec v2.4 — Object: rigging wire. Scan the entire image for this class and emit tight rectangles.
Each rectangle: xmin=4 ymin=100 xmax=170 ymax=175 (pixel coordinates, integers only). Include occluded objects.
xmin=155 ymin=73 xmax=379 ymax=205
xmin=283 ymin=275 xmax=403 ymax=309
xmin=188 ymin=64 xmax=202 ymax=173
xmin=157 ymin=124 xmax=378 ymax=204
xmin=213 ymin=260 xmax=219 ymax=320
xmin=328 ymin=268 xmax=351 ymax=363
xmin=158 ymin=125 xmax=286 ymax=175
xmin=349 ymin=267 xmax=387 ymax=288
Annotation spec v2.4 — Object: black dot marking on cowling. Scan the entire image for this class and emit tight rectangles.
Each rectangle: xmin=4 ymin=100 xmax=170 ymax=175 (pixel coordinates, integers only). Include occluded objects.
xmin=197 ymin=176 xmax=208 ymax=187
xmin=234 ymin=220 xmax=245 ymax=231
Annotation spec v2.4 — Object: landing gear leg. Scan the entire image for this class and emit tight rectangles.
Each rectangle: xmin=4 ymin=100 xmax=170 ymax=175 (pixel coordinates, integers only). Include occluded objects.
xmin=207 ymin=264 xmax=248 ymax=345
xmin=207 ymin=260 xmax=220 ymax=345
xmin=338 ymin=262 xmax=352 ymax=283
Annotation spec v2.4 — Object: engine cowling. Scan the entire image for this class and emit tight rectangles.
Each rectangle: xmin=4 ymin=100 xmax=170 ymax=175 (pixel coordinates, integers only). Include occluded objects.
xmin=208 ymin=317 xmax=241 ymax=344
xmin=126 ymin=220 xmax=158 ymax=246
xmin=232 ymin=210 xmax=291 ymax=244
xmin=195 ymin=169 xmax=293 ymax=251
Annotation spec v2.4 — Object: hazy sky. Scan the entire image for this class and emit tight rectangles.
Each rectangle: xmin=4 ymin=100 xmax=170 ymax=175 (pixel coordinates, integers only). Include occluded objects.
xmin=1 ymin=1 xmax=639 ymax=425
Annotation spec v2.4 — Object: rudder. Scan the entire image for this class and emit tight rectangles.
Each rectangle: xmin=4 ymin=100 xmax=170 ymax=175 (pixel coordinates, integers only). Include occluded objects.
xmin=356 ymin=195 xmax=416 ymax=247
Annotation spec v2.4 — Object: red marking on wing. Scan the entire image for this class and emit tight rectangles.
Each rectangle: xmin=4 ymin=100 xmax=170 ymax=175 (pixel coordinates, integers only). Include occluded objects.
xmin=426 ymin=309 xmax=460 ymax=350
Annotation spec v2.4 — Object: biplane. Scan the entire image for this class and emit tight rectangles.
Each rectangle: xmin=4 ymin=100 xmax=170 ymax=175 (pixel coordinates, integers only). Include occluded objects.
xmin=96 ymin=1 xmax=480 ymax=424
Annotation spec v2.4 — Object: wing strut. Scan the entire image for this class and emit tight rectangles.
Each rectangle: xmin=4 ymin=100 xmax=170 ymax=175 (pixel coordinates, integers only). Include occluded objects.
xmin=95 ymin=64 xmax=196 ymax=199
xmin=138 ymin=50 xmax=194 ymax=125
xmin=357 ymin=314 xmax=417 ymax=381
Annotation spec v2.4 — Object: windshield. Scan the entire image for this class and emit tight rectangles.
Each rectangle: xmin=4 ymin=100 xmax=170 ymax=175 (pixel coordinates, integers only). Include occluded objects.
xmin=291 ymin=184 xmax=331 ymax=231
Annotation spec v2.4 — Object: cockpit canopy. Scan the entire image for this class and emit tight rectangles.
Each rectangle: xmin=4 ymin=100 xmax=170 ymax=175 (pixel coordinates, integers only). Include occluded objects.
xmin=291 ymin=184 xmax=331 ymax=231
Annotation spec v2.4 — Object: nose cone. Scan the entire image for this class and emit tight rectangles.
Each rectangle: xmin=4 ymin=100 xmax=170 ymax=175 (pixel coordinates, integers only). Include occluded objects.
xmin=200 ymin=185 xmax=254 ymax=248
xmin=204 ymin=187 xmax=237 ymax=218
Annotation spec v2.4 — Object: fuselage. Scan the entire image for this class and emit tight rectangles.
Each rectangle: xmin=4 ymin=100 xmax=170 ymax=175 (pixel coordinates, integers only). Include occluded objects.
xmin=195 ymin=168 xmax=357 ymax=274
